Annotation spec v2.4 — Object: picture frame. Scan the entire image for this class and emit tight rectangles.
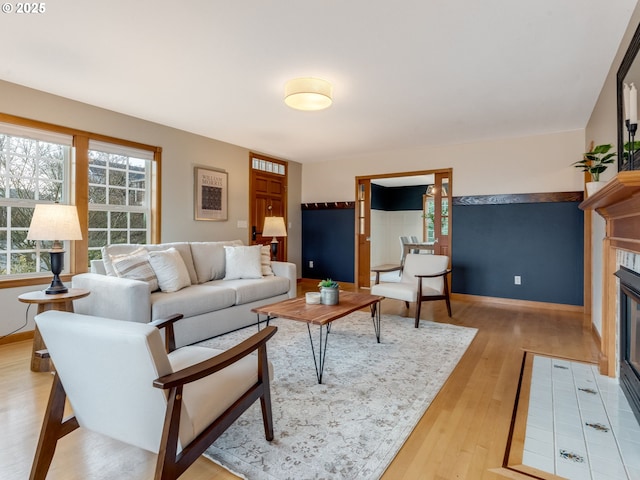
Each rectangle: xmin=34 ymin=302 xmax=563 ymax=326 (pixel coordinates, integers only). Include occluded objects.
xmin=194 ymin=166 xmax=228 ymax=221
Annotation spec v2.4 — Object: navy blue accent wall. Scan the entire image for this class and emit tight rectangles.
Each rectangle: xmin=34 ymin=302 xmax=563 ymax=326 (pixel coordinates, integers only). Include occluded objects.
xmin=372 ymin=184 xmax=427 ymax=211
xmin=451 ymin=201 xmax=584 ymax=305
xmin=301 ymin=208 xmax=355 ymax=282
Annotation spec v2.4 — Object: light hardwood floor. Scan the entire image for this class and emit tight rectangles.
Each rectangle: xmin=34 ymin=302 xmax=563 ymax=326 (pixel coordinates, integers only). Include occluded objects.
xmin=0 ymin=280 xmax=600 ymax=479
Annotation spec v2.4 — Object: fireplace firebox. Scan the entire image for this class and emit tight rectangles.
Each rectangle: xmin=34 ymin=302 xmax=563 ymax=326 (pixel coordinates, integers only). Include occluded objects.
xmin=615 ymin=266 xmax=640 ymax=424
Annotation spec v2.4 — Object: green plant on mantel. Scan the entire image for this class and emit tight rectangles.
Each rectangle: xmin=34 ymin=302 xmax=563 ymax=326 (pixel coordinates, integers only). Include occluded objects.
xmin=572 ymin=143 xmax=616 ymax=182
xmin=318 ymin=279 xmax=339 ymax=288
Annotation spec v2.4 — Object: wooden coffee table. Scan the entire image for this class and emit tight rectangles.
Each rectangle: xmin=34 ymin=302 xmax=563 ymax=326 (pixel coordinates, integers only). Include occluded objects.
xmin=252 ymin=291 xmax=383 ymax=383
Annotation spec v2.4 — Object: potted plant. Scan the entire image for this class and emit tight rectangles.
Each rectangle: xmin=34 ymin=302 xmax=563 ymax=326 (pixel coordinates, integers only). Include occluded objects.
xmin=572 ymin=143 xmax=616 ymax=196
xmin=318 ymin=278 xmax=339 ymax=305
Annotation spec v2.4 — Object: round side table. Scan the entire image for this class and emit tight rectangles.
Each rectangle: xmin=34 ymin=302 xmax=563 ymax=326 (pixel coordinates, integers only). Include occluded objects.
xmin=18 ymin=288 xmax=90 ymax=372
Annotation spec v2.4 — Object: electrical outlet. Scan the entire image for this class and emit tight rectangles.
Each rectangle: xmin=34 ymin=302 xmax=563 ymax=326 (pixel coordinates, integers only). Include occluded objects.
xmin=514 ymin=275 xmax=521 ymax=285
xmin=309 ymin=260 xmax=314 ymax=268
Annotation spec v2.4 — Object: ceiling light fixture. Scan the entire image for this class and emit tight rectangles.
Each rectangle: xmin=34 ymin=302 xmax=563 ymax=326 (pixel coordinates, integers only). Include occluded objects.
xmin=284 ymin=77 xmax=332 ymax=111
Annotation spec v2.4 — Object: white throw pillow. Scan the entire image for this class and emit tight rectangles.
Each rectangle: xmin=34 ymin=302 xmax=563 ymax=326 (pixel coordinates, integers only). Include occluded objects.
xmin=148 ymin=248 xmax=192 ymax=292
xmin=224 ymin=245 xmax=263 ymax=280
xmin=260 ymin=245 xmax=274 ymax=276
xmin=110 ymin=247 xmax=159 ymax=292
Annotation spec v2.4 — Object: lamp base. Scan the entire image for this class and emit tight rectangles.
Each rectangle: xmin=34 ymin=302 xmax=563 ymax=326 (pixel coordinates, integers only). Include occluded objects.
xmin=46 ymin=250 xmax=68 ymax=295
xmin=270 ymin=238 xmax=279 ymax=261
xmin=45 ymin=279 xmax=68 ymax=295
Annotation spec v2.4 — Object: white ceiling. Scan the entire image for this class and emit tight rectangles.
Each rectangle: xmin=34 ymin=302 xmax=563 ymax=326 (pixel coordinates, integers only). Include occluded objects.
xmin=0 ymin=1 xmax=637 ymax=163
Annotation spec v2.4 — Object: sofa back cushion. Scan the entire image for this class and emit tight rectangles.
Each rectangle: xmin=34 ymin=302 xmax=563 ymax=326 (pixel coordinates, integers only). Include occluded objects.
xmin=190 ymin=240 xmax=243 ymax=283
xmin=102 ymin=242 xmax=198 ymax=285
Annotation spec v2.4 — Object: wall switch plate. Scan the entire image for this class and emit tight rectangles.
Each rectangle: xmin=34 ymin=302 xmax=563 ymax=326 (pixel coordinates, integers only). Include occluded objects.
xmin=309 ymin=260 xmax=314 ymax=268
xmin=514 ymin=275 xmax=521 ymax=285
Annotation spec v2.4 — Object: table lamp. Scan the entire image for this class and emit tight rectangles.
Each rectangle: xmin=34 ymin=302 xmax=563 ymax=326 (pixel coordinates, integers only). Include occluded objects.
xmin=27 ymin=203 xmax=83 ymax=294
xmin=262 ymin=216 xmax=287 ymax=260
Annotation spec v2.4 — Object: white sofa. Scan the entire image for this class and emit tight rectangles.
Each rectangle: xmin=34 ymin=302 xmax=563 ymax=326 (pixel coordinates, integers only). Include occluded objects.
xmin=72 ymin=241 xmax=296 ymax=347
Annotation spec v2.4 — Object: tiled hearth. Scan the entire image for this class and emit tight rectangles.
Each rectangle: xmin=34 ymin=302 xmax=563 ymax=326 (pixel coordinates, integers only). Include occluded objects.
xmin=523 ymin=355 xmax=640 ymax=480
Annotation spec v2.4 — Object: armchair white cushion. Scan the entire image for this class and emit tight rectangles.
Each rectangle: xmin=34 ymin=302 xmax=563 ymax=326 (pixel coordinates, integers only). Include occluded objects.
xmin=30 ymin=311 xmax=276 ymax=480
xmin=371 ymin=253 xmax=452 ymax=327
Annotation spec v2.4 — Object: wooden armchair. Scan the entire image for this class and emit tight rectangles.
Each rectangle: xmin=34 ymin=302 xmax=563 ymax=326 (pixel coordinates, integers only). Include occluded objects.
xmin=30 ymin=311 xmax=277 ymax=480
xmin=371 ymin=253 xmax=452 ymax=328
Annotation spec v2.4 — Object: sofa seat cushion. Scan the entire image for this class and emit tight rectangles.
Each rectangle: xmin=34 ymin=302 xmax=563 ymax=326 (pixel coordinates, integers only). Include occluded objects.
xmin=150 ymin=285 xmax=236 ymax=321
xmin=206 ymin=276 xmax=290 ymax=305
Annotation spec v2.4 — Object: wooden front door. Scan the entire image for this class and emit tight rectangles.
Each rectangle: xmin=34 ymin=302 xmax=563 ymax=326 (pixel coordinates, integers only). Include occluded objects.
xmin=249 ymin=154 xmax=288 ymax=261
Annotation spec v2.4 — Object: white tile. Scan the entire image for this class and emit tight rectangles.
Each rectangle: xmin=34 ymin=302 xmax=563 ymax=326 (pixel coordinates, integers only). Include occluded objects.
xmin=555 ymin=420 xmax=584 ymax=438
xmin=619 ymin=440 xmax=640 ymax=469
xmin=589 ymin=451 xmax=627 ymax=478
xmin=626 ymin=465 xmax=640 ymax=479
xmin=525 ymin=424 xmax=554 ymax=443
xmin=524 ymin=435 xmax=555 ymax=457
xmin=556 ymin=458 xmax=592 ymax=480
xmin=614 ymin=425 xmax=640 ymax=444
xmin=527 ymin=355 xmax=640 ymax=480
xmin=522 ymin=449 xmax=555 ymax=473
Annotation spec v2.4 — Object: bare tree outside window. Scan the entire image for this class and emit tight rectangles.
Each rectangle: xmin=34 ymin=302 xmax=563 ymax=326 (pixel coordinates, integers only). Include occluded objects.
xmin=0 ymin=132 xmax=67 ymax=276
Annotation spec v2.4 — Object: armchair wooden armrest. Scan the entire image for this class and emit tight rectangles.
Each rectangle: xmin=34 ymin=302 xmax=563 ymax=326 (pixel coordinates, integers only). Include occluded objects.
xmin=371 ymin=264 xmax=403 ymax=284
xmin=153 ymin=326 xmax=278 ymax=389
xmin=414 ymin=268 xmax=452 ymax=279
xmin=149 ymin=314 xmax=184 ymax=353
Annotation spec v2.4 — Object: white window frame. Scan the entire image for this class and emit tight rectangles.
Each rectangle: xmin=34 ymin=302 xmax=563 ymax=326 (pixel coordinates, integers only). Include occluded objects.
xmin=0 ymin=123 xmax=73 ymax=278
xmin=87 ymin=140 xmax=153 ymax=261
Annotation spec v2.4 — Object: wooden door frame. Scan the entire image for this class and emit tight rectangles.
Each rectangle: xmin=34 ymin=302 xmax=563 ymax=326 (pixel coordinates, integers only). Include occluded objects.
xmin=249 ymin=153 xmax=288 ymax=260
xmin=354 ymin=168 xmax=453 ymax=289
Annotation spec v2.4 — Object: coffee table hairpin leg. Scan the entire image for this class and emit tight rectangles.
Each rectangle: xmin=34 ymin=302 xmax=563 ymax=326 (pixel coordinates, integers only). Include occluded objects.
xmin=307 ymin=323 xmax=330 ymax=384
xmin=371 ymin=301 xmax=381 ymax=343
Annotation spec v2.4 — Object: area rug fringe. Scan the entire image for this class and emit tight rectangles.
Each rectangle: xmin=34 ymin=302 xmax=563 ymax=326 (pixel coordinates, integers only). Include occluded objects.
xmin=198 ymin=311 xmax=477 ymax=480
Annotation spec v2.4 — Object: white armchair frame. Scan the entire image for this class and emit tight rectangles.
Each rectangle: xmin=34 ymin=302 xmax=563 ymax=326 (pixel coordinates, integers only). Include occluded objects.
xmin=30 ymin=311 xmax=277 ymax=480
xmin=371 ymin=253 xmax=452 ymax=328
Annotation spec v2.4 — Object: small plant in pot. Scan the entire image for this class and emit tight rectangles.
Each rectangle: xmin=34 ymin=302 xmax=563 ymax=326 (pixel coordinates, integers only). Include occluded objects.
xmin=318 ymin=278 xmax=339 ymax=305
xmin=572 ymin=143 xmax=616 ymax=195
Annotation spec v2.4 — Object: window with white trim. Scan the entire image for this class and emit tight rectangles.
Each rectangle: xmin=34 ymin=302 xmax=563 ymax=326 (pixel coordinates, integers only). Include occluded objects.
xmin=87 ymin=140 xmax=153 ymax=263
xmin=0 ymin=123 xmax=72 ymax=277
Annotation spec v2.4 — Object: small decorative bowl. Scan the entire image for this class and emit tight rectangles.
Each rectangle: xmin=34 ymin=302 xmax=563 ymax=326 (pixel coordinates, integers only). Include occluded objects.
xmin=305 ymin=292 xmax=321 ymax=304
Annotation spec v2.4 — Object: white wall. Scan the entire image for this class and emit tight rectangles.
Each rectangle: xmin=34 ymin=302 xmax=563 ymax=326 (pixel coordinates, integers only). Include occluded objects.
xmin=301 ymin=129 xmax=586 ymax=202
xmin=0 ymin=80 xmax=302 ymax=337
xmin=371 ymin=210 xmax=424 ymax=265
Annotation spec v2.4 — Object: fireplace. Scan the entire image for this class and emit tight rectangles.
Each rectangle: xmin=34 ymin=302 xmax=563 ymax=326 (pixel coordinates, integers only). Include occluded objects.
xmin=615 ymin=266 xmax=640 ymax=423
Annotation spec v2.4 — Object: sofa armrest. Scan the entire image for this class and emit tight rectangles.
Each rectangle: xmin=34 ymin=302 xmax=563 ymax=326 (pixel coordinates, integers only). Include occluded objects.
xmin=71 ymin=273 xmax=151 ymax=323
xmin=270 ymin=261 xmax=297 ymax=298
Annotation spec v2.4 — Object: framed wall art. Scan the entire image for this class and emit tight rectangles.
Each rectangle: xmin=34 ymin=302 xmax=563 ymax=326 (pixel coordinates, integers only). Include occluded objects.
xmin=194 ymin=166 xmax=228 ymax=221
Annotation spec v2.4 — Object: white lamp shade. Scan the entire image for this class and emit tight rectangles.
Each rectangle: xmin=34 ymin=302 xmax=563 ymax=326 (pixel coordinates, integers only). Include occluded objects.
xmin=284 ymin=77 xmax=332 ymax=111
xmin=27 ymin=204 xmax=83 ymax=241
xmin=262 ymin=216 xmax=287 ymax=237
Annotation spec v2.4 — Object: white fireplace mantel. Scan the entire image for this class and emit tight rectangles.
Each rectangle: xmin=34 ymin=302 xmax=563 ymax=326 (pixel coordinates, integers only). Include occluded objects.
xmin=580 ymin=170 xmax=640 ymax=376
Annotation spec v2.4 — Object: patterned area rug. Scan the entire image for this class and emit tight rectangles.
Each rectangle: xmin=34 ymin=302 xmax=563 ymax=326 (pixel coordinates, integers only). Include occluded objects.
xmin=198 ymin=311 xmax=477 ymax=480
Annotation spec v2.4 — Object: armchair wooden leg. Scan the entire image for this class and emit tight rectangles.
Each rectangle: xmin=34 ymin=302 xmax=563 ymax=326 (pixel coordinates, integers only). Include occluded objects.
xmin=155 ymin=386 xmax=184 ymax=480
xmin=414 ymin=301 xmax=422 ymax=328
xmin=444 ymin=276 xmax=452 ymax=317
xmin=258 ymin=344 xmax=274 ymax=441
xmin=445 ymin=296 xmax=452 ymax=317
xmin=30 ymin=374 xmax=79 ymax=480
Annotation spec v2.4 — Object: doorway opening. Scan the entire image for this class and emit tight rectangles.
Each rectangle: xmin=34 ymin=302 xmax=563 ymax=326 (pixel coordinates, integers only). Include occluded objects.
xmin=355 ymin=169 xmax=452 ymax=288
